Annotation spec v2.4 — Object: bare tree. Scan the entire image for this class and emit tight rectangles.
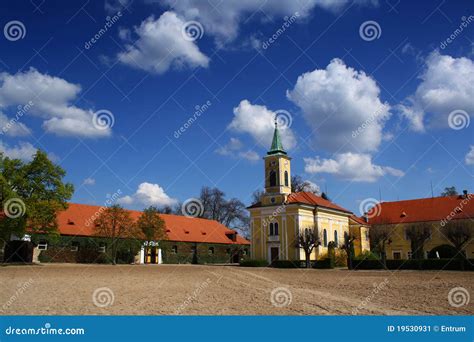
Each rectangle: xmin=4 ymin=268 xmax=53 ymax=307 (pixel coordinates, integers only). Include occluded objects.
xmin=341 ymin=232 xmax=357 ymax=270
xmin=405 ymin=223 xmax=432 ymax=259
xmin=94 ymin=205 xmax=137 ymax=265
xmin=296 ymin=227 xmax=321 ymax=268
xmin=441 ymin=220 xmax=474 ymax=265
xmin=251 ymin=189 xmax=264 ymax=204
xmin=291 ymin=175 xmax=320 ymax=194
xmin=370 ymin=224 xmax=393 ymax=266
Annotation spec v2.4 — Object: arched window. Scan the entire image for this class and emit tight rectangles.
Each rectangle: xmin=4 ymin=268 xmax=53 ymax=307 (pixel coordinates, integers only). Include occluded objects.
xmin=334 ymin=230 xmax=338 ymax=246
xmin=269 ymin=170 xmax=276 ymax=187
xmin=284 ymin=171 xmax=289 ymax=186
xmin=323 ymin=229 xmax=328 ymax=247
xmin=274 ymin=222 xmax=279 ymax=236
xmin=269 ymin=223 xmax=274 ymax=236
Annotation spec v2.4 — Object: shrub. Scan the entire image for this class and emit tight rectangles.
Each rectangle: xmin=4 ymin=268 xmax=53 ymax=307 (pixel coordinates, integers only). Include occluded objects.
xmin=313 ymin=258 xmax=334 ymax=269
xmin=239 ymin=259 xmax=268 ymax=267
xmin=334 ymin=250 xmax=347 ymax=267
xmin=354 ymin=250 xmax=379 ymax=260
xmin=272 ymin=260 xmax=302 ymax=268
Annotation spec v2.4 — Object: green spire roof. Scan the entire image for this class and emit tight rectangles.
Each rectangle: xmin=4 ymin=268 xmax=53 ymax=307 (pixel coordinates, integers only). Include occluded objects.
xmin=267 ymin=119 xmax=287 ymax=155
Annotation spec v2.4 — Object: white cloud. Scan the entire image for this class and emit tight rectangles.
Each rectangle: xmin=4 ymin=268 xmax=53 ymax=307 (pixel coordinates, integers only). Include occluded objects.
xmin=0 ymin=68 xmax=111 ymax=138
xmin=0 ymin=141 xmax=37 ymax=161
xmin=304 ymin=152 xmax=404 ymax=182
xmin=287 ymin=58 xmax=390 ymax=153
xmin=215 ymin=137 xmax=260 ymax=161
xmin=105 ymin=0 xmax=130 ymax=14
xmin=228 ymin=100 xmax=296 ymax=150
xmin=0 ymin=112 xmax=31 ymax=137
xmin=117 ymin=12 xmax=210 ymax=74
xmin=301 ymin=179 xmax=321 ymax=194
xmin=399 ymin=52 xmax=474 ymax=131
xmin=162 ymin=0 xmax=376 ymax=46
xmin=83 ymin=178 xmax=96 ymax=186
xmin=465 ymin=146 xmax=474 ymax=165
xmin=117 ymin=182 xmax=178 ymax=207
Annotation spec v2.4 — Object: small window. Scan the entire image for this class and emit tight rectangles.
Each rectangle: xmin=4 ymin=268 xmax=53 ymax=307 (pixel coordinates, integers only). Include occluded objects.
xmin=226 ymin=248 xmax=231 ymax=254
xmin=70 ymin=241 xmax=79 ymax=252
xmin=365 ymin=230 xmax=369 ymax=241
xmin=407 ymin=251 xmax=413 ymax=259
xmin=274 ymin=222 xmax=279 ymax=236
xmin=98 ymin=243 xmax=106 ymax=253
xmin=284 ymin=171 xmax=289 ymax=186
xmin=172 ymin=245 xmax=178 ymax=254
xmin=243 ymin=249 xmax=248 ymax=256
xmin=208 ymin=247 xmax=214 ymax=255
xmin=269 ymin=223 xmax=274 ymax=236
xmin=393 ymin=251 xmax=402 ymax=260
xmin=323 ymin=229 xmax=328 ymax=247
xmin=334 ymin=230 xmax=338 ymax=246
xmin=37 ymin=240 xmax=48 ymax=250
xmin=269 ymin=170 xmax=277 ymax=187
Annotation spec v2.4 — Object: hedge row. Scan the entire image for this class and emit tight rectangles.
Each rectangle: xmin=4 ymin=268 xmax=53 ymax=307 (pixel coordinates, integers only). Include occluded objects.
xmin=239 ymin=259 xmax=268 ymax=267
xmin=239 ymin=259 xmax=335 ymax=269
xmin=353 ymin=258 xmax=474 ymax=271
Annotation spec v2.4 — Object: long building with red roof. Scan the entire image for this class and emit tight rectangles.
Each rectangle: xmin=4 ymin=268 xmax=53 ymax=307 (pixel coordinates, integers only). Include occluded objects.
xmin=29 ymin=203 xmax=249 ymax=265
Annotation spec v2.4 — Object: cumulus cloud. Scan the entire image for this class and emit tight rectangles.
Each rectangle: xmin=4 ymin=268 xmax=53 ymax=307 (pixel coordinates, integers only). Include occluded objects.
xmin=304 ymin=152 xmax=404 ymax=182
xmin=162 ymin=0 xmax=376 ymax=46
xmin=465 ymin=146 xmax=474 ymax=165
xmin=0 ymin=141 xmax=37 ymax=161
xmin=117 ymin=12 xmax=210 ymax=74
xmin=0 ymin=68 xmax=111 ymax=138
xmin=82 ymin=178 xmax=96 ymax=186
xmin=0 ymin=112 xmax=31 ymax=137
xmin=287 ymin=58 xmax=390 ymax=153
xmin=399 ymin=52 xmax=474 ymax=131
xmin=228 ymin=100 xmax=296 ymax=150
xmin=215 ymin=137 xmax=260 ymax=161
xmin=117 ymin=182 xmax=178 ymax=207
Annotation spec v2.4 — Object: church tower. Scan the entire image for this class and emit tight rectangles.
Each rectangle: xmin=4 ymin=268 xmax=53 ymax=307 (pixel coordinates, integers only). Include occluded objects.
xmin=261 ymin=120 xmax=291 ymax=206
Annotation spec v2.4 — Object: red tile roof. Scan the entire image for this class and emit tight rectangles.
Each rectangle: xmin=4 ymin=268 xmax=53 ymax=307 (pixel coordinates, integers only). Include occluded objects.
xmin=54 ymin=203 xmax=249 ymax=245
xmin=248 ymin=191 xmax=352 ymax=214
xmin=368 ymin=194 xmax=474 ymax=225
xmin=350 ymin=214 xmax=369 ymax=225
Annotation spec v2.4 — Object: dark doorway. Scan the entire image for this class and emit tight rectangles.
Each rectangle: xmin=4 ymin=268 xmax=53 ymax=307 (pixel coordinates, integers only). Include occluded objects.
xmin=270 ymin=247 xmax=279 ymax=265
xmin=4 ymin=241 xmax=34 ymax=263
xmin=231 ymin=252 xmax=240 ymax=263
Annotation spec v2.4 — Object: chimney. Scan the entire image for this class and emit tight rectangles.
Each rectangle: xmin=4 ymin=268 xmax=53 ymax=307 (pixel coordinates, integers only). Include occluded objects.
xmin=463 ymin=190 xmax=468 ymax=198
xmin=363 ymin=212 xmax=369 ymax=223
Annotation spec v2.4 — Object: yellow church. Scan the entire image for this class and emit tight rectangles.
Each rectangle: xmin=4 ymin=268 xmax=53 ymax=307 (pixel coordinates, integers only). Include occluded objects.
xmin=248 ymin=122 xmax=370 ymax=264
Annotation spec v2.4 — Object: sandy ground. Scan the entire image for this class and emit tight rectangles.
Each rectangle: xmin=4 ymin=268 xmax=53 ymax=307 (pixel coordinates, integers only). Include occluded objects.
xmin=0 ymin=263 xmax=473 ymax=315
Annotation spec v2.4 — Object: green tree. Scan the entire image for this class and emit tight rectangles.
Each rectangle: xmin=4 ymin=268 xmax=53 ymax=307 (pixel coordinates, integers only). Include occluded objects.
xmin=0 ymin=151 xmax=74 ymax=244
xmin=94 ymin=205 xmax=137 ymax=265
xmin=137 ymin=206 xmax=167 ymax=242
xmin=441 ymin=186 xmax=458 ymax=197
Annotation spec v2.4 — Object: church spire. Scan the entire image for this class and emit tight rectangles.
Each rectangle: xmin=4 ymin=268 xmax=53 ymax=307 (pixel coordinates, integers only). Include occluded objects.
xmin=267 ymin=118 xmax=286 ymax=155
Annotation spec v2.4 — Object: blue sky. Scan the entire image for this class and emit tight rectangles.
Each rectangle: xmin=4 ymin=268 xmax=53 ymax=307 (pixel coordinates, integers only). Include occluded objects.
xmin=0 ymin=0 xmax=473 ymax=215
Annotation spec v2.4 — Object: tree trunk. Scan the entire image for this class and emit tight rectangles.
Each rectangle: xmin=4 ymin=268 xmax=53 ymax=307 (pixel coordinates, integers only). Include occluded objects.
xmin=305 ymin=252 xmax=311 ymax=268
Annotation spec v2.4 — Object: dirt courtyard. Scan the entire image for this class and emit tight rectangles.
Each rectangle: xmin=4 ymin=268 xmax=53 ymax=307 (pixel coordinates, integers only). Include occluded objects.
xmin=0 ymin=264 xmax=473 ymax=315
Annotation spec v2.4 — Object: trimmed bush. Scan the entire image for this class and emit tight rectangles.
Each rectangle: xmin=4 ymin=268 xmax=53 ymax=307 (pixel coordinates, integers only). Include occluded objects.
xmin=313 ymin=258 xmax=334 ymax=269
xmin=239 ymin=259 xmax=268 ymax=267
xmin=272 ymin=260 xmax=302 ymax=268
